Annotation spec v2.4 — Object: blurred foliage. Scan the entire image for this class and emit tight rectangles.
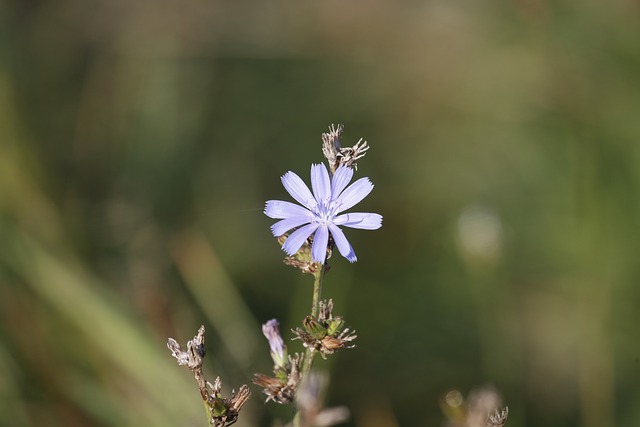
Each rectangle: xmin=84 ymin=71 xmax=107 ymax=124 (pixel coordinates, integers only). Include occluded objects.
xmin=1 ymin=1 xmax=640 ymax=426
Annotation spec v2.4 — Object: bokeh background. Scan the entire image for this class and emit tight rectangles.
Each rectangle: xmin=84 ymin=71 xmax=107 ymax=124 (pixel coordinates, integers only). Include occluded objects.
xmin=1 ymin=1 xmax=640 ymax=426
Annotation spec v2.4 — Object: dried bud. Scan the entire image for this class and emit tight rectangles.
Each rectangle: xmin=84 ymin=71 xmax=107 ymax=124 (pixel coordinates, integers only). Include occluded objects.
xmin=253 ymin=353 xmax=302 ymax=404
xmin=322 ymin=124 xmax=370 ymax=173
xmin=322 ymin=124 xmax=343 ymax=173
xmin=167 ymin=328 xmax=250 ymax=427
xmin=293 ymin=300 xmax=357 ymax=359
xmin=487 ymin=407 xmax=509 ymax=427
xmin=321 ymin=335 xmax=352 ymax=351
xmin=209 ymin=383 xmax=251 ymax=427
xmin=337 ymin=138 xmax=369 ymax=171
xmin=167 ymin=325 xmax=206 ymax=371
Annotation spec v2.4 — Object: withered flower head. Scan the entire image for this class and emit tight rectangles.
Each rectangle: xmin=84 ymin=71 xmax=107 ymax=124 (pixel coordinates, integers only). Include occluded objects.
xmin=253 ymin=353 xmax=302 ymax=404
xmin=322 ymin=124 xmax=343 ymax=173
xmin=292 ymin=300 xmax=357 ymax=359
xmin=167 ymin=327 xmax=250 ymax=427
xmin=487 ymin=407 xmax=509 ymax=427
xmin=167 ymin=325 xmax=206 ymax=371
xmin=207 ymin=377 xmax=251 ymax=427
xmin=321 ymin=124 xmax=370 ymax=173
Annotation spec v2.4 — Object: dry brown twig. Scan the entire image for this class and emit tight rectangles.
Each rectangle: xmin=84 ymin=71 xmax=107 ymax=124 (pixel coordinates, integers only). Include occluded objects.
xmin=167 ymin=326 xmax=250 ymax=427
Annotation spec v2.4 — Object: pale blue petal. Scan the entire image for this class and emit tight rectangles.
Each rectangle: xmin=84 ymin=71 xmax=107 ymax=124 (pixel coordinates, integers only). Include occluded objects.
xmin=334 ymin=212 xmax=382 ymax=230
xmin=331 ymin=165 xmax=354 ymax=200
xmin=281 ymin=171 xmax=316 ymax=209
xmin=265 ymin=200 xmax=312 ymax=219
xmin=282 ymin=223 xmax=319 ymax=256
xmin=311 ymin=224 xmax=329 ymax=264
xmin=335 ymin=177 xmax=374 ymax=213
xmin=271 ymin=216 xmax=313 ymax=236
xmin=310 ymin=163 xmax=331 ymax=203
xmin=328 ymin=223 xmax=357 ymax=263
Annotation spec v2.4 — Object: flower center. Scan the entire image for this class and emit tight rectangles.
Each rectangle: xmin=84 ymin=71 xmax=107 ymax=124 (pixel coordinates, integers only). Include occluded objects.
xmin=314 ymin=198 xmax=336 ymax=225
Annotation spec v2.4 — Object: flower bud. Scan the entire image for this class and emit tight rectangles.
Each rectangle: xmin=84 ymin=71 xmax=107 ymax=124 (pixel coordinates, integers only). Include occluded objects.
xmin=262 ymin=319 xmax=287 ymax=368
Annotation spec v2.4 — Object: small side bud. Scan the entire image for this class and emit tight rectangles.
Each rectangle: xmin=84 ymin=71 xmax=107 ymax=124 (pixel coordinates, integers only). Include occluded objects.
xmin=262 ymin=319 xmax=287 ymax=369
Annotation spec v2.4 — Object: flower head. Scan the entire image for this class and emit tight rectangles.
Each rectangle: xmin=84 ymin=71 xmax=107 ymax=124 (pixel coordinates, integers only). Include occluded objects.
xmin=265 ymin=163 xmax=382 ymax=264
xmin=292 ymin=299 xmax=357 ymax=359
xmin=253 ymin=353 xmax=302 ymax=404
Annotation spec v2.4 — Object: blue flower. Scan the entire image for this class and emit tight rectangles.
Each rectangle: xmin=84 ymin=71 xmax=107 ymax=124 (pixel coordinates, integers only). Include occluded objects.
xmin=265 ymin=163 xmax=382 ymax=264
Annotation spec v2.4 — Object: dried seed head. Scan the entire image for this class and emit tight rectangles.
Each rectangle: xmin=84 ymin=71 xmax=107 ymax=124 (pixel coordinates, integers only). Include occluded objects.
xmin=168 ymin=327 xmax=250 ymax=427
xmin=253 ymin=353 xmax=302 ymax=404
xmin=292 ymin=300 xmax=357 ymax=359
xmin=210 ymin=384 xmax=251 ymax=427
xmin=487 ymin=407 xmax=509 ymax=427
xmin=322 ymin=124 xmax=344 ymax=173
xmin=167 ymin=325 xmax=206 ymax=371
xmin=337 ymin=138 xmax=369 ymax=171
xmin=322 ymin=124 xmax=370 ymax=173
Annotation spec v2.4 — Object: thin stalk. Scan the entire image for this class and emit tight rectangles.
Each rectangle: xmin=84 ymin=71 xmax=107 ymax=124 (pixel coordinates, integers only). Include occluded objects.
xmin=195 ymin=369 xmax=212 ymax=425
xmin=202 ymin=401 xmax=212 ymax=426
xmin=310 ymin=264 xmax=325 ymax=318
xmin=293 ymin=264 xmax=325 ymax=427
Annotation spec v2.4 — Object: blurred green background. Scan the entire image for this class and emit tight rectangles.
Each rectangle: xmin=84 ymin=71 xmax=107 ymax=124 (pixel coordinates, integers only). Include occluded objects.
xmin=1 ymin=1 xmax=640 ymax=426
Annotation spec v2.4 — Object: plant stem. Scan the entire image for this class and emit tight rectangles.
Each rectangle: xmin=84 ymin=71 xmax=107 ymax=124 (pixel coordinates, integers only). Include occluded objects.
xmin=293 ymin=264 xmax=325 ymax=427
xmin=310 ymin=264 xmax=324 ymax=318
xmin=303 ymin=264 xmax=325 ymax=378
xmin=195 ymin=369 xmax=212 ymax=425
xmin=202 ymin=400 xmax=212 ymax=426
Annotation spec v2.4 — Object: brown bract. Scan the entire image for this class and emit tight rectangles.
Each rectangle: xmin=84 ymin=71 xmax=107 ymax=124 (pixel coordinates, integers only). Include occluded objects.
xmin=292 ymin=300 xmax=357 ymax=359
xmin=252 ymin=353 xmax=302 ymax=404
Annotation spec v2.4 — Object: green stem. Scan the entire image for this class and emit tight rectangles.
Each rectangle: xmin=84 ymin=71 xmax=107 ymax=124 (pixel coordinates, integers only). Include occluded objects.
xmin=310 ymin=264 xmax=325 ymax=318
xmin=293 ymin=263 xmax=325 ymax=427
xmin=202 ymin=400 xmax=212 ymax=426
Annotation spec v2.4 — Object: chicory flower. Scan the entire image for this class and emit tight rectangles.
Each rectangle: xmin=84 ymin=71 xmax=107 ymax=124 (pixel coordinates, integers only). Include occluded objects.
xmin=265 ymin=163 xmax=382 ymax=264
